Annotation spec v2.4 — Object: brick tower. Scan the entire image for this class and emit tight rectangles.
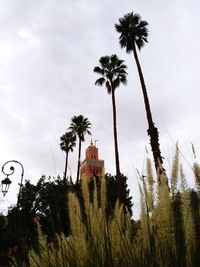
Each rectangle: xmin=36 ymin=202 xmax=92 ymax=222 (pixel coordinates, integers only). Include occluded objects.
xmin=80 ymin=141 xmax=104 ymax=181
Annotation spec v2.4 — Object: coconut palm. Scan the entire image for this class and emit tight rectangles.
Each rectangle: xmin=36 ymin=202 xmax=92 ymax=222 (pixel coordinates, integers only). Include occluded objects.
xmin=115 ymin=12 xmax=165 ymax=177
xmin=69 ymin=115 xmax=91 ymax=183
xmin=94 ymin=54 xmax=127 ymax=181
xmin=60 ymin=131 xmax=76 ymax=181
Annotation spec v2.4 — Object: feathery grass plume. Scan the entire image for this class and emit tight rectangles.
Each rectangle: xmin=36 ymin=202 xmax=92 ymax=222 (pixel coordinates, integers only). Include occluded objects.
xmin=99 ymin=176 xmax=108 ymax=241
xmin=93 ymin=178 xmax=99 ymax=212
xmin=193 ymin=162 xmax=200 ymax=193
xmin=140 ymin=168 xmax=156 ymax=260
xmin=28 ymin=222 xmax=49 ymax=267
xmin=81 ymin=175 xmax=135 ymax=267
xmin=28 ymin=224 xmax=70 ymax=267
xmin=132 ymin=225 xmax=145 ymax=266
xmin=136 ymin=169 xmax=152 ymax=264
xmin=81 ymin=175 xmax=112 ymax=266
xmin=180 ymin=165 xmax=195 ymax=267
xmin=28 ymin=233 xmax=74 ymax=267
xmin=68 ymin=191 xmax=88 ymax=265
xmin=81 ymin=176 xmax=105 ymax=260
xmin=191 ymin=144 xmax=200 ymax=192
xmin=155 ymin=171 xmax=175 ymax=265
xmin=124 ymin=214 xmax=136 ymax=266
xmin=81 ymin=175 xmax=90 ymax=211
xmin=109 ymin=200 xmax=124 ymax=265
xmin=85 ymin=178 xmax=106 ymax=264
xmin=108 ymin=198 xmax=134 ymax=266
xmin=146 ymin=158 xmax=155 ymax=211
xmin=139 ymin=183 xmax=150 ymax=255
xmin=81 ymin=174 xmax=103 ymax=256
xmin=171 ymin=143 xmax=179 ymax=198
xmin=100 ymin=176 xmax=107 ymax=211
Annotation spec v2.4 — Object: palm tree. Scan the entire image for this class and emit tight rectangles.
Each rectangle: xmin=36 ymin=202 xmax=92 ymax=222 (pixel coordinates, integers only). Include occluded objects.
xmin=115 ymin=12 xmax=165 ymax=177
xmin=69 ymin=115 xmax=91 ymax=183
xmin=94 ymin=54 xmax=127 ymax=181
xmin=60 ymin=131 xmax=76 ymax=181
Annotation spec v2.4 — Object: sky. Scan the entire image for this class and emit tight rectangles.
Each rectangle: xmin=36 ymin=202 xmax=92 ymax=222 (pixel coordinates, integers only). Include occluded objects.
xmin=0 ymin=0 xmax=200 ymax=216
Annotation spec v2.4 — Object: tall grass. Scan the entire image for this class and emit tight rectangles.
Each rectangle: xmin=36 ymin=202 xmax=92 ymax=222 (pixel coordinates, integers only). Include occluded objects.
xmin=22 ymin=148 xmax=200 ymax=267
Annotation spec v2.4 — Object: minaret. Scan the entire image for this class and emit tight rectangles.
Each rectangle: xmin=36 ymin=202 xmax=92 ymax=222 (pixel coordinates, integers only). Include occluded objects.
xmin=80 ymin=140 xmax=104 ymax=181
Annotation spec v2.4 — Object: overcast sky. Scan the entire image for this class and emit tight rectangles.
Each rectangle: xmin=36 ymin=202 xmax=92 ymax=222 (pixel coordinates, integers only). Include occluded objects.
xmin=0 ymin=0 xmax=200 ymax=216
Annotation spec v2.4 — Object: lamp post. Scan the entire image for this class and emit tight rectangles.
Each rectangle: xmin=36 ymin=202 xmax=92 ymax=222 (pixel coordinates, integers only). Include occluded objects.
xmin=1 ymin=160 xmax=24 ymax=205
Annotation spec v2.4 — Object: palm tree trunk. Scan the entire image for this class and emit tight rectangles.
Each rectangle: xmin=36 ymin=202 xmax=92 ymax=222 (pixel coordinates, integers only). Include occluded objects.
xmin=64 ymin=151 xmax=69 ymax=182
xmin=76 ymin=137 xmax=82 ymax=184
xmin=111 ymin=85 xmax=123 ymax=201
xmin=111 ymin=87 xmax=121 ymax=177
xmin=132 ymin=42 xmax=165 ymax=179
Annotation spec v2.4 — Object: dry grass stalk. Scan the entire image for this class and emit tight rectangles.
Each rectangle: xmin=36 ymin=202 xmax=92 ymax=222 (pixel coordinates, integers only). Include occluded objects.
xmin=171 ymin=143 xmax=179 ymax=197
xmin=180 ymin=165 xmax=195 ymax=267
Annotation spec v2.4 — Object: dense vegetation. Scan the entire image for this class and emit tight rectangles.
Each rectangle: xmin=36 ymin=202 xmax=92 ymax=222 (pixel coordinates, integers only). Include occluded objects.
xmin=1 ymin=147 xmax=200 ymax=266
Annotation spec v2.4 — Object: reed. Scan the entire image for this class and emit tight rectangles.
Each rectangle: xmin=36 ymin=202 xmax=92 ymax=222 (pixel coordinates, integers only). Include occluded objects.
xmin=23 ymin=150 xmax=200 ymax=267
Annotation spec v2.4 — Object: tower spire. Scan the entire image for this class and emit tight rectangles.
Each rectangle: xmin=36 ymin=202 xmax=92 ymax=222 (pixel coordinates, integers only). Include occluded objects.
xmin=80 ymin=141 xmax=104 ymax=181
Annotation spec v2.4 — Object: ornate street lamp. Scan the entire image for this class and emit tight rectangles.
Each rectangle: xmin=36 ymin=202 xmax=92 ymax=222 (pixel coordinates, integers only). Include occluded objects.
xmin=1 ymin=160 xmax=24 ymax=204
xmin=1 ymin=177 xmax=12 ymax=196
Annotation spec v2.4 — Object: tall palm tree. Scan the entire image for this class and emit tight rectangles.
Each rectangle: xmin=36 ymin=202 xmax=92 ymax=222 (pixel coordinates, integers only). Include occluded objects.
xmin=115 ymin=12 xmax=165 ymax=177
xmin=94 ymin=54 xmax=127 ymax=181
xmin=69 ymin=115 xmax=91 ymax=183
xmin=60 ymin=131 xmax=76 ymax=181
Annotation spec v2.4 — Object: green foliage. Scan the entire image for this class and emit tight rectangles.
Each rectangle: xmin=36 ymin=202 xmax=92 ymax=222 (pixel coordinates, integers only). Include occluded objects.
xmin=0 ymin=176 xmax=74 ymax=266
xmin=105 ymin=173 xmax=133 ymax=216
xmin=17 ymin=175 xmax=72 ymax=237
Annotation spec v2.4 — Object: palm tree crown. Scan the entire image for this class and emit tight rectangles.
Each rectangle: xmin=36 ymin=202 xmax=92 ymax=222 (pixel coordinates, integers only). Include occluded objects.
xmin=69 ymin=115 xmax=91 ymax=183
xmin=94 ymin=54 xmax=127 ymax=93
xmin=60 ymin=132 xmax=76 ymax=154
xmin=115 ymin=12 xmax=148 ymax=52
xmin=69 ymin=115 xmax=91 ymax=141
xmin=60 ymin=131 xmax=76 ymax=181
